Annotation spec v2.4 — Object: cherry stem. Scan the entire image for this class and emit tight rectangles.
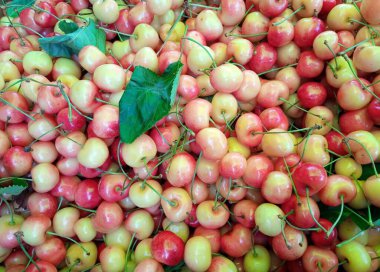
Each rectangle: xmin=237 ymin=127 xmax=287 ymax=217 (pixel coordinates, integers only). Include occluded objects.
xmin=190 ymin=151 xmax=202 ymax=202
xmin=349 ymin=18 xmax=368 ymax=27
xmin=272 ymin=5 xmax=304 ymax=26
xmin=0 ymin=78 xmax=24 ymax=93
xmin=0 ymin=96 xmax=35 ymax=121
xmin=97 ymin=26 xmax=136 ymax=39
xmin=336 ymin=228 xmax=367 ymax=248
xmin=174 ymin=98 xmax=195 ymax=136
xmin=324 ymin=40 xmax=338 ymax=69
xmin=46 ymin=231 xmax=90 ymax=255
xmin=11 ymin=23 xmax=44 ymax=37
xmin=228 ymin=3 xmax=255 ymax=33
xmin=344 ymin=205 xmax=372 ymax=227
xmin=327 ymin=259 xmax=348 ymax=272
xmin=0 ymin=196 xmax=14 ymax=225
xmin=326 ymin=195 xmax=345 ymax=237
xmin=257 ymin=63 xmax=298 ymax=77
xmin=181 ymin=36 xmax=217 ymax=68
xmin=225 ymin=32 xmax=268 ymax=38
xmin=337 ymin=38 xmax=371 ymax=56
xmin=33 ymin=4 xmax=61 ymax=21
xmin=280 ymin=214 xmax=292 ymax=249
xmin=125 ymin=232 xmax=136 ymax=270
xmin=341 ymin=54 xmax=380 ymax=102
xmin=1 ymin=0 xmax=25 ymax=45
xmin=68 ymin=203 xmax=96 ymax=213
xmin=283 ymin=157 xmax=301 ymax=204
xmin=342 ymin=135 xmax=379 ymax=178
xmin=306 ymin=188 xmax=328 ymax=233
xmin=187 ymin=2 xmax=221 ymax=10
xmin=14 ymin=232 xmax=42 ymax=272
xmin=57 ymin=80 xmax=73 ymax=122
xmin=116 ymin=140 xmax=132 ymax=180
xmin=156 ymin=8 xmax=185 ymax=55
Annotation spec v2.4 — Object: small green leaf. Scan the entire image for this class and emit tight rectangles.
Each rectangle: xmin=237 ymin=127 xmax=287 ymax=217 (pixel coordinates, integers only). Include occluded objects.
xmin=58 ymin=20 xmax=79 ymax=34
xmin=0 ymin=178 xmax=28 ymax=196
xmin=39 ymin=19 xmax=106 ymax=58
xmin=5 ymin=0 xmax=34 ymax=17
xmin=360 ymin=163 xmax=380 ymax=180
xmin=119 ymin=61 xmax=183 ymax=144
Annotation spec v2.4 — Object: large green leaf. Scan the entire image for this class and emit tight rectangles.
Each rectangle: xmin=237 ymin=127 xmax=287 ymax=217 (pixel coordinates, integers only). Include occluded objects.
xmin=0 ymin=178 xmax=28 ymax=196
xmin=5 ymin=0 xmax=34 ymax=17
xmin=119 ymin=61 xmax=183 ymax=143
xmin=38 ymin=19 xmax=106 ymax=58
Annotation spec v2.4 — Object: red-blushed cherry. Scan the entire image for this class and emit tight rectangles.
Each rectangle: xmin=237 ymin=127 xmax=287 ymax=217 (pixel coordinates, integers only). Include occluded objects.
xmin=20 ymin=214 xmax=51 ymax=247
xmin=294 ymin=17 xmax=326 ymax=48
xmin=274 ymin=153 xmax=302 ymax=174
xmin=98 ymin=174 xmax=130 ymax=203
xmin=184 ymin=204 xmax=200 ymax=228
xmin=259 ymin=106 xmax=289 ymax=131
xmin=320 ymin=0 xmax=337 ymax=16
xmin=27 ymin=192 xmax=58 ymax=219
xmin=56 ymin=107 xmax=86 ymax=132
xmin=0 ymin=27 xmax=18 ymax=51
xmin=297 ymin=82 xmax=328 ymax=109
xmin=261 ymin=171 xmax=292 ymax=204
xmin=0 ymin=214 xmax=24 ymax=249
xmin=124 ymin=209 xmax=155 ymax=240
xmin=50 ymin=175 xmax=80 ymax=202
xmin=151 ymin=230 xmax=185 ymax=266
xmin=248 ymin=42 xmax=277 ymax=74
xmin=92 ymin=201 xmax=124 ymax=234
xmin=34 ymin=1 xmax=58 ymax=28
xmin=3 ymin=146 xmax=33 ymax=177
xmin=166 ymin=152 xmax=196 ymax=187
xmin=35 ymin=237 xmax=66 ymax=266
xmin=233 ymin=199 xmax=258 ymax=228
xmin=292 ymin=163 xmax=328 ymax=197
xmin=115 ymin=9 xmax=134 ymax=35
xmin=241 ymin=11 xmax=270 ymax=43
xmin=325 ymin=131 xmax=348 ymax=156
xmin=368 ymin=99 xmax=380 ymax=125
xmin=296 ymin=51 xmax=325 ymax=79
xmin=135 ymin=258 xmax=164 ymax=272
xmin=318 ymin=174 xmax=357 ymax=206
xmin=272 ymin=225 xmax=308 ymax=261
xmin=25 ymin=260 xmax=57 ymax=272
xmin=193 ymin=226 xmax=221 ymax=254
xmin=243 ymin=154 xmax=274 ymax=188
xmin=259 ymin=0 xmax=288 ymax=18
xmin=268 ymin=17 xmax=294 ymax=48
xmin=74 ymin=179 xmax=102 ymax=209
xmin=196 ymin=201 xmax=230 ymax=230
xmin=220 ymin=223 xmax=252 ymax=258
xmin=302 ymin=246 xmax=339 ymax=272
xmin=339 ymin=108 xmax=374 ymax=135
xmin=5 ymin=123 xmax=33 ymax=147
xmin=0 ymin=92 xmax=29 ymax=124
xmin=282 ymin=195 xmax=320 ymax=229
xmin=219 ymin=152 xmax=247 ymax=179
xmin=310 ymin=218 xmax=338 ymax=247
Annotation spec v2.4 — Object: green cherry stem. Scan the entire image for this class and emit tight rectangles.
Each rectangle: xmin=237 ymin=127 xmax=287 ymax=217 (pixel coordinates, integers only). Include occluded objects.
xmin=326 ymin=195 xmax=345 ymax=237
xmin=257 ymin=63 xmax=298 ymax=77
xmin=283 ymin=157 xmax=301 ymax=204
xmin=181 ymin=36 xmax=217 ymax=68
xmin=335 ymin=229 xmax=367 ymax=248
xmin=225 ymin=32 xmax=268 ymax=38
xmin=14 ymin=232 xmax=42 ymax=272
xmin=337 ymin=37 xmax=371 ymax=56
xmin=272 ymin=5 xmax=304 ymax=26
xmin=0 ymin=196 xmax=14 ymax=224
xmin=190 ymin=151 xmax=202 ymax=203
xmin=68 ymin=203 xmax=96 ymax=213
xmin=306 ymin=188 xmax=328 ymax=234
xmin=46 ymin=231 xmax=90 ymax=255
xmin=125 ymin=232 xmax=136 ymax=272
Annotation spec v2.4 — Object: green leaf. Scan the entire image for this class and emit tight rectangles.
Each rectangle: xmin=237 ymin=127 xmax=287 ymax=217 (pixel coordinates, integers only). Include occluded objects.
xmin=119 ymin=61 xmax=184 ymax=144
xmin=58 ymin=20 xmax=79 ymax=34
xmin=39 ymin=19 xmax=106 ymax=58
xmin=5 ymin=0 xmax=34 ymax=17
xmin=359 ymin=163 xmax=380 ymax=180
xmin=0 ymin=178 xmax=28 ymax=196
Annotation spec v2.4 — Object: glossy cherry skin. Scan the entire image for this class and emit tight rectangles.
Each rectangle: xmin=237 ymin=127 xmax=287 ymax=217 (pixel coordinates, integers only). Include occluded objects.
xmin=74 ymin=179 xmax=102 ymax=209
xmin=310 ymin=218 xmax=338 ymax=247
xmin=292 ymin=163 xmax=328 ymax=197
xmin=297 ymin=82 xmax=327 ymax=109
xmin=151 ymin=230 xmax=185 ymax=266
xmin=248 ymin=42 xmax=277 ymax=74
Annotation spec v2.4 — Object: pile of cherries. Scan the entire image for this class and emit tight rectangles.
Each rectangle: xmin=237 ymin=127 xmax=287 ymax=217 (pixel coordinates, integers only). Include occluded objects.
xmin=1 ymin=0 xmax=380 ymax=271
